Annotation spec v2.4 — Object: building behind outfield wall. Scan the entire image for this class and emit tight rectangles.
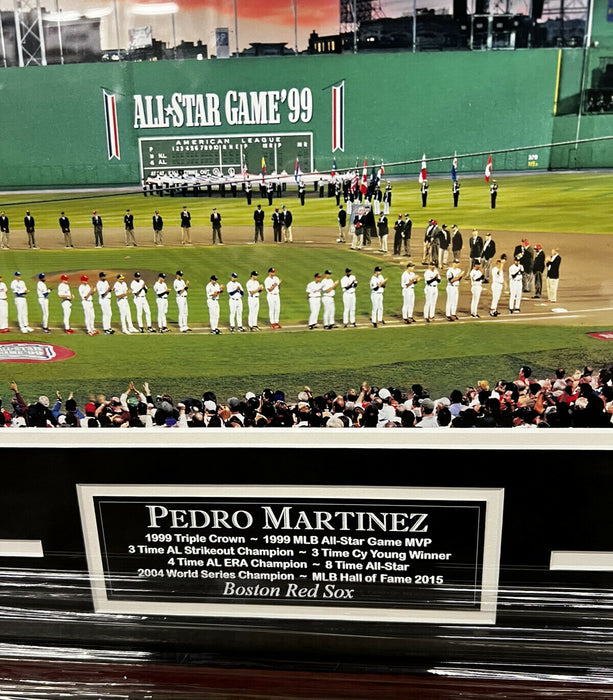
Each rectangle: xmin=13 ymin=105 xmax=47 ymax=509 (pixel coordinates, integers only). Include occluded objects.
xmin=0 ymin=0 xmax=612 ymax=190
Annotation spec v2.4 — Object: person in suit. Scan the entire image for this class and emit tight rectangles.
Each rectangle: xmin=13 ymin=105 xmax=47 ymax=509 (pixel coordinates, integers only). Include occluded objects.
xmin=24 ymin=210 xmax=37 ymax=249
xmin=92 ymin=211 xmax=104 ymax=248
xmin=337 ymin=205 xmax=347 ymax=243
xmin=519 ymin=241 xmax=534 ymax=294
xmin=532 ymin=244 xmax=545 ymax=298
xmin=254 ymin=204 xmax=265 ymax=243
xmin=403 ymin=213 xmax=412 ymax=256
xmin=281 ymin=205 xmax=293 ymax=243
xmin=383 ymin=182 xmax=392 ymax=214
xmin=124 ymin=209 xmax=137 ymax=247
xmin=0 ymin=211 xmax=10 ymax=249
xmin=481 ymin=233 xmax=496 ymax=282
xmin=272 ymin=207 xmax=282 ymax=243
xmin=59 ymin=212 xmax=73 ymax=248
xmin=377 ymin=213 xmax=389 ymax=253
xmin=546 ymin=248 xmax=562 ymax=303
xmin=180 ymin=206 xmax=191 ymax=245
xmin=153 ymin=210 xmax=164 ymax=246
xmin=451 ymin=225 xmax=463 ymax=261
xmin=210 ymin=208 xmax=222 ymax=244
xmin=393 ymin=215 xmax=405 ymax=256
xmin=469 ymin=229 xmax=483 ymax=268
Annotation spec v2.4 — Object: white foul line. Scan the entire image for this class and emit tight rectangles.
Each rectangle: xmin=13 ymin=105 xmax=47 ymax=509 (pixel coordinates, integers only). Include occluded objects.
xmin=0 ymin=539 xmax=44 ymax=558
xmin=550 ymin=551 xmax=613 ymax=571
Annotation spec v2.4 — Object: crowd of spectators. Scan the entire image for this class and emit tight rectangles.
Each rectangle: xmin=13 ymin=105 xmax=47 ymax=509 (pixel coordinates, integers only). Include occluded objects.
xmin=1 ymin=366 xmax=612 ymax=429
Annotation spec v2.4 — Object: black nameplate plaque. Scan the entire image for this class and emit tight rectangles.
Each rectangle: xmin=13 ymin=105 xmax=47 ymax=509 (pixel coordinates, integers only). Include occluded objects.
xmin=78 ymin=486 xmax=504 ymax=624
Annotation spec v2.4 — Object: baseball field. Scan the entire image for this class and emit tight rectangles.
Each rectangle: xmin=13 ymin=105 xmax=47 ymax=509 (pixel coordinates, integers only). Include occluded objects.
xmin=1 ymin=171 xmax=612 ymax=407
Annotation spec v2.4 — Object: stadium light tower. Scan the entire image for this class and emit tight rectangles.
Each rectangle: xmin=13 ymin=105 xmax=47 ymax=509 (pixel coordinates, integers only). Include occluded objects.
xmin=13 ymin=0 xmax=47 ymax=66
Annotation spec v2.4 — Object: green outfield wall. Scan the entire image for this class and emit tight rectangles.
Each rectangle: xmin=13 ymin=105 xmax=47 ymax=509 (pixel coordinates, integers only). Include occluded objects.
xmin=0 ymin=45 xmax=611 ymax=189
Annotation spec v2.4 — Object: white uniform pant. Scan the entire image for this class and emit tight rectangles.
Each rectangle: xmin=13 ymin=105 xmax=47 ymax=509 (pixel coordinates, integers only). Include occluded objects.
xmin=424 ymin=286 xmax=438 ymax=319
xmin=99 ymin=298 xmax=112 ymax=331
xmin=61 ymin=300 xmax=72 ymax=330
xmin=156 ymin=297 xmax=168 ymax=329
xmin=38 ymin=298 xmax=49 ymax=329
xmin=471 ymin=285 xmax=482 ymax=315
xmin=509 ymin=281 xmax=522 ymax=310
xmin=308 ymin=297 xmax=321 ymax=326
xmin=547 ymin=277 xmax=559 ymax=302
xmin=445 ymin=286 xmax=458 ymax=317
xmin=343 ymin=293 xmax=356 ymax=324
xmin=134 ymin=297 xmax=152 ymax=328
xmin=322 ymin=296 xmax=335 ymax=326
xmin=229 ymin=299 xmax=243 ymax=328
xmin=208 ymin=299 xmax=220 ymax=331
xmin=267 ymin=295 xmax=280 ymax=325
xmin=117 ymin=298 xmax=136 ymax=333
xmin=14 ymin=297 xmax=29 ymax=332
xmin=491 ymin=283 xmax=503 ymax=311
xmin=248 ymin=296 xmax=260 ymax=328
xmin=402 ymin=287 xmax=415 ymax=319
xmin=82 ymin=300 xmax=95 ymax=333
xmin=371 ymin=292 xmax=384 ymax=323
xmin=0 ymin=299 xmax=8 ymax=329
xmin=176 ymin=295 xmax=189 ymax=331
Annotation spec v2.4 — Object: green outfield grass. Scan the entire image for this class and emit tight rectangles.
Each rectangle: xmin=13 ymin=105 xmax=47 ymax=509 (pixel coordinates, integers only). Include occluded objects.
xmin=0 ymin=172 xmax=612 ymax=407
xmin=1 ymin=171 xmax=613 ymax=234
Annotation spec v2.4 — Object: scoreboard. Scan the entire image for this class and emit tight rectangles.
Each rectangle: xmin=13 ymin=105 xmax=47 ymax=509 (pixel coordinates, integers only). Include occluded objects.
xmin=138 ymin=132 xmax=314 ymax=180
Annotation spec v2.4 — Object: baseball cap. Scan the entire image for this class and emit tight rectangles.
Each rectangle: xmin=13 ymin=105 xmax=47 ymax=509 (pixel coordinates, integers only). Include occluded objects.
xmin=231 ymin=272 xmax=238 ymax=278
xmin=61 ymin=274 xmax=69 ymax=281
xmin=134 ymin=272 xmax=141 ymax=278
xmin=38 ymin=273 xmax=45 ymax=279
xmin=379 ymin=388 xmax=391 ymax=400
xmin=374 ymin=266 xmax=382 ymax=272
xmin=406 ymin=262 xmax=414 ymax=268
xmin=314 ymin=273 xmax=321 ymax=278
xmin=251 ymin=271 xmax=258 ymax=277
xmin=204 ymin=400 xmax=217 ymax=413
xmin=210 ymin=275 xmax=218 ymax=281
xmin=176 ymin=270 xmax=183 ymax=276
xmin=81 ymin=275 xmax=88 ymax=282
xmin=14 ymin=271 xmax=21 ymax=277
xmin=99 ymin=272 xmax=106 ymax=278
xmin=116 ymin=273 xmax=124 ymax=280
xmin=536 ymin=244 xmax=542 ymax=250
xmin=325 ymin=270 xmax=332 ymax=275
xmin=268 ymin=267 xmax=275 ymax=273
xmin=158 ymin=272 xmax=166 ymax=278
xmin=345 ymin=267 xmax=352 ymax=274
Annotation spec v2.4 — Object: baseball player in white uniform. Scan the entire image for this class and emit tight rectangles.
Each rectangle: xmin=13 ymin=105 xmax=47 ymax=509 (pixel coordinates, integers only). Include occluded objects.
xmin=131 ymin=272 xmax=155 ymax=333
xmin=246 ymin=271 xmax=263 ymax=331
xmin=113 ymin=274 xmax=137 ymax=335
xmin=401 ymin=262 xmax=419 ymax=324
xmin=173 ymin=270 xmax=191 ymax=332
xmin=306 ymin=273 xmax=323 ymax=329
xmin=78 ymin=275 xmax=97 ymax=335
xmin=11 ymin=272 xmax=33 ymax=333
xmin=508 ymin=256 xmax=524 ymax=313
xmin=445 ymin=260 xmax=464 ymax=321
xmin=469 ymin=260 xmax=485 ymax=318
xmin=369 ymin=266 xmax=387 ymax=328
xmin=226 ymin=272 xmax=245 ymax=332
xmin=321 ymin=270 xmax=339 ymax=329
xmin=489 ymin=259 xmax=505 ymax=317
xmin=57 ymin=274 xmax=74 ymax=333
xmin=340 ymin=267 xmax=357 ymax=328
xmin=265 ymin=267 xmax=282 ymax=329
xmin=37 ymin=272 xmax=51 ymax=333
xmin=423 ymin=262 xmax=441 ymax=322
xmin=153 ymin=273 xmax=170 ymax=332
xmin=96 ymin=272 xmax=114 ymax=334
xmin=0 ymin=275 xmax=9 ymax=333
xmin=206 ymin=274 xmax=224 ymax=335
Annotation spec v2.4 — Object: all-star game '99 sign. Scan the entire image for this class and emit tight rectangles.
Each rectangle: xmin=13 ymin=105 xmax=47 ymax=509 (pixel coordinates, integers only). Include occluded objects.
xmin=138 ymin=132 xmax=313 ymax=181
xmin=78 ymin=485 xmax=503 ymax=624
